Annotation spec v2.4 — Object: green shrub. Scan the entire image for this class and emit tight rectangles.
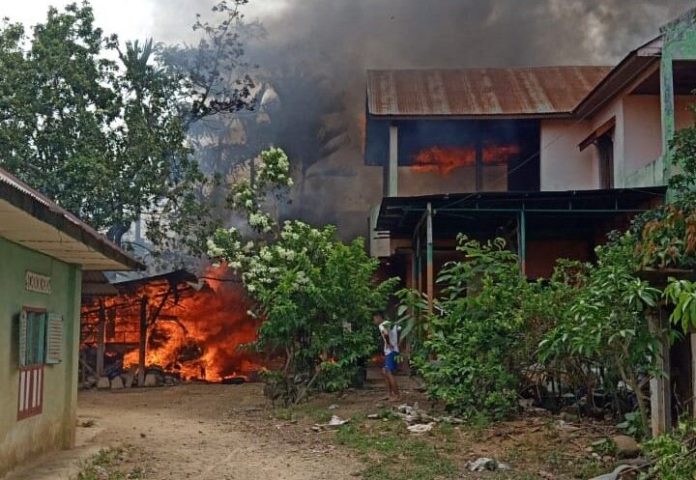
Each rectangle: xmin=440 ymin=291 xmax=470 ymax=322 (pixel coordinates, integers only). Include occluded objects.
xmin=412 ymin=236 xmax=530 ymax=420
xmin=641 ymin=420 xmax=696 ymax=480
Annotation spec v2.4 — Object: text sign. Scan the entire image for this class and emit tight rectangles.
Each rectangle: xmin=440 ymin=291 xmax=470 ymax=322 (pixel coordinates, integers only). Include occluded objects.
xmin=25 ymin=272 xmax=51 ymax=294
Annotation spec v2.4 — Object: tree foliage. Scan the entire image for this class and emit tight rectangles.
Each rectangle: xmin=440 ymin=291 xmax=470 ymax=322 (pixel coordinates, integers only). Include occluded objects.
xmin=539 ymin=234 xmax=660 ymax=431
xmin=208 ymin=148 xmax=397 ymax=404
xmin=412 ymin=237 xmax=533 ymax=420
xmin=0 ymin=2 xmax=260 ymax=255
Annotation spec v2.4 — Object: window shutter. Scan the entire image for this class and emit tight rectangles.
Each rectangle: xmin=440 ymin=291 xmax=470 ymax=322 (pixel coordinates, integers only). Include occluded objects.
xmin=18 ymin=311 xmax=27 ymax=366
xmin=31 ymin=313 xmax=46 ymax=365
xmin=45 ymin=313 xmax=63 ymax=364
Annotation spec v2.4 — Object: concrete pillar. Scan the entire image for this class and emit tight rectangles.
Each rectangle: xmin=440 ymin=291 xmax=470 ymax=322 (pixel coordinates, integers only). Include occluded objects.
xmin=660 ymin=56 xmax=675 ymax=187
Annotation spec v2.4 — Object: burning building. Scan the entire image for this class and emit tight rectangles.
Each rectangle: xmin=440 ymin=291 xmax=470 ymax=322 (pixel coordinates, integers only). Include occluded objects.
xmin=80 ymin=268 xmax=260 ymax=386
xmin=366 ymin=11 xmax=696 ymax=296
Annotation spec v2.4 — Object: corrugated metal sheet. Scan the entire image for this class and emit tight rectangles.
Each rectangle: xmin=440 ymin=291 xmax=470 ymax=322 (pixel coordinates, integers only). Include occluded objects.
xmin=367 ymin=67 xmax=612 ymax=117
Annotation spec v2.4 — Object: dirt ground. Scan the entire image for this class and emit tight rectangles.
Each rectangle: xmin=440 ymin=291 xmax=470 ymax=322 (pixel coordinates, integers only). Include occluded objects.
xmin=78 ymin=383 xmax=363 ymax=480
xmin=5 ymin=370 xmax=624 ymax=480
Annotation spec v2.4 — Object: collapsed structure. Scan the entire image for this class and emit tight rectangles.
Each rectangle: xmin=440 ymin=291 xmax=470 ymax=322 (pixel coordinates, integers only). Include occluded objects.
xmin=80 ymin=268 xmax=260 ymax=387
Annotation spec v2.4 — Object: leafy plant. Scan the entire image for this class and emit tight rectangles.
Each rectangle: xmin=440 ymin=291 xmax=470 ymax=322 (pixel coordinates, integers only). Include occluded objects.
xmin=664 ymin=278 xmax=696 ymax=332
xmin=617 ymin=411 xmax=646 ymax=441
xmin=640 ymin=420 xmax=696 ymax=480
xmin=538 ymin=235 xmax=660 ymax=433
xmin=411 ymin=236 xmax=531 ymax=421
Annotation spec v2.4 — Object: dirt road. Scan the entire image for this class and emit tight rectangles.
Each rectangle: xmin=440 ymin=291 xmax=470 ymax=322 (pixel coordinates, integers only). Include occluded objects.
xmin=77 ymin=383 xmax=361 ymax=480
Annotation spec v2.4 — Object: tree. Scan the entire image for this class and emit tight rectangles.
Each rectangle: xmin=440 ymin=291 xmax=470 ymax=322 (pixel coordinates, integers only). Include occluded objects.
xmin=0 ymin=3 xmax=254 ymax=255
xmin=208 ymin=148 xmax=397 ymax=404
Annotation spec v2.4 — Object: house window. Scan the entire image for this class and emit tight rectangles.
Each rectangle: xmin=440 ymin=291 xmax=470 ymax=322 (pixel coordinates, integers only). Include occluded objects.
xmin=578 ymin=118 xmax=615 ymax=190
xmin=17 ymin=308 xmax=46 ymax=420
xmin=19 ymin=309 xmax=46 ymax=366
xmin=596 ymin=134 xmax=614 ymax=189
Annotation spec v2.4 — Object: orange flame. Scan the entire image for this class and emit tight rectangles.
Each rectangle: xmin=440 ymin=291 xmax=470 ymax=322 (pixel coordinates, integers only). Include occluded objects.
xmin=82 ymin=266 xmax=261 ymax=382
xmin=411 ymin=144 xmax=520 ymax=175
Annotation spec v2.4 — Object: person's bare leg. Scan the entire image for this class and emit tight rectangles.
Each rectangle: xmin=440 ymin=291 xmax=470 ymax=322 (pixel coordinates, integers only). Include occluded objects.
xmin=381 ymin=368 xmax=391 ymax=400
xmin=386 ymin=371 xmax=400 ymax=401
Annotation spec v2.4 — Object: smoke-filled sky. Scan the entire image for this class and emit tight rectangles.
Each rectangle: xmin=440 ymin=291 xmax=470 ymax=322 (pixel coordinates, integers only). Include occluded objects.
xmin=5 ymin=1 xmax=694 ymax=67
xmin=4 ymin=0 xmax=696 ymax=237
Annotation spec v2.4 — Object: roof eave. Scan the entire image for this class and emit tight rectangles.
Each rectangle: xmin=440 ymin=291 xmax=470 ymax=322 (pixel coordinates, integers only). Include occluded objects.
xmin=367 ymin=112 xmax=575 ymax=121
xmin=573 ymin=34 xmax=663 ymax=119
xmin=0 ymin=180 xmax=144 ymax=271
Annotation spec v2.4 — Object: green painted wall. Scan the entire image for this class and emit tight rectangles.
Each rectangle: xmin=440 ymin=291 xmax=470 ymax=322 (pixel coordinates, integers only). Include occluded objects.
xmin=0 ymin=236 xmax=81 ymax=477
xmin=660 ymin=10 xmax=696 ymax=197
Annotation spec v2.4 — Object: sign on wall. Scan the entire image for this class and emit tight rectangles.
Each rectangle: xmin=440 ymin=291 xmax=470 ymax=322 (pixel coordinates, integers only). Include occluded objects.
xmin=25 ymin=271 xmax=51 ymax=294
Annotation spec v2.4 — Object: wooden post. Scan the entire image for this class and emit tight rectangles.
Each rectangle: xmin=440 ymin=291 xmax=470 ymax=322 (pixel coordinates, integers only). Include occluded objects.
xmin=517 ymin=209 xmax=527 ymax=277
xmin=692 ymin=332 xmax=696 ymax=417
xmin=138 ymin=296 xmax=148 ymax=386
xmin=649 ymin=311 xmax=672 ymax=436
xmin=415 ymin=233 xmax=422 ymax=294
xmin=426 ymin=202 xmax=434 ymax=314
xmin=96 ymin=300 xmax=106 ymax=377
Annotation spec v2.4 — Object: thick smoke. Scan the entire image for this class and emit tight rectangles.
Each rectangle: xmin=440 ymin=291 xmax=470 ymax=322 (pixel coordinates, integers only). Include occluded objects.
xmin=158 ymin=0 xmax=694 ymax=239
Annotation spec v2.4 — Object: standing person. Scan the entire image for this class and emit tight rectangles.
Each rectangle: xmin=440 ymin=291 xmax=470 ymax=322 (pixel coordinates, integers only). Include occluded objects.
xmin=374 ymin=312 xmax=400 ymax=401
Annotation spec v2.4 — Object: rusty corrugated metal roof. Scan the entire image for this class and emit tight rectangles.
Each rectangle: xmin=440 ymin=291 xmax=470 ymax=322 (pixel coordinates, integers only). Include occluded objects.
xmin=367 ymin=67 xmax=612 ymax=117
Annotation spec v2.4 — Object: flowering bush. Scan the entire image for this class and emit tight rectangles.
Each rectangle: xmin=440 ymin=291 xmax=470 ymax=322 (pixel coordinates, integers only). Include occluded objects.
xmin=209 ymin=148 xmax=396 ymax=404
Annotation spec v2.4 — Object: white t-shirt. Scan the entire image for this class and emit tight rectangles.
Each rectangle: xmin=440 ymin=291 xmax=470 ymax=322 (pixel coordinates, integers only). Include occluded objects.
xmin=379 ymin=321 xmax=401 ymax=355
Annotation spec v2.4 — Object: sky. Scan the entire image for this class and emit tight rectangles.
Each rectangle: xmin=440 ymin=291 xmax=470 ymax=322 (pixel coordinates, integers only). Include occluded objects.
xmin=0 ymin=0 xmax=285 ymax=43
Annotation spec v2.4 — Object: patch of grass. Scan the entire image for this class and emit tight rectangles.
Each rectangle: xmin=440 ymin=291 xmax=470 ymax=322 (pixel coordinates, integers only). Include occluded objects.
xmin=567 ymin=458 xmax=608 ymax=479
xmin=545 ymin=450 xmax=610 ymax=479
xmin=272 ymin=407 xmax=296 ymax=421
xmin=336 ymin=418 xmax=458 ymax=480
xmin=75 ymin=447 xmax=144 ymax=480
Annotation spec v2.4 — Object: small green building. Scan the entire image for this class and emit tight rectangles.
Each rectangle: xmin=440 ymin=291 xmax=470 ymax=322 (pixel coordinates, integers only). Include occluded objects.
xmin=0 ymin=168 xmax=141 ymax=476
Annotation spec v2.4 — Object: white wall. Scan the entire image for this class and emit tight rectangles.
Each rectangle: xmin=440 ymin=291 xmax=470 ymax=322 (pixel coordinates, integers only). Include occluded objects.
xmin=623 ymin=95 xmax=662 ymax=178
xmin=539 ymin=119 xmax=597 ymax=191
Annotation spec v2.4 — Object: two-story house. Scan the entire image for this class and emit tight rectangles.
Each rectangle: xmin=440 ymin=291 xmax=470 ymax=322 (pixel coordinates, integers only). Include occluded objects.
xmin=366 ymin=9 xmax=696 ymax=306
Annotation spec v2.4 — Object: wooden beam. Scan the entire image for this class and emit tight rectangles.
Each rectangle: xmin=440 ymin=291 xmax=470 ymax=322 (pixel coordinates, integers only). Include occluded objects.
xmin=649 ymin=311 xmax=672 ymax=436
xmin=138 ymin=296 xmax=148 ymax=386
xmin=96 ymin=300 xmax=106 ymax=377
